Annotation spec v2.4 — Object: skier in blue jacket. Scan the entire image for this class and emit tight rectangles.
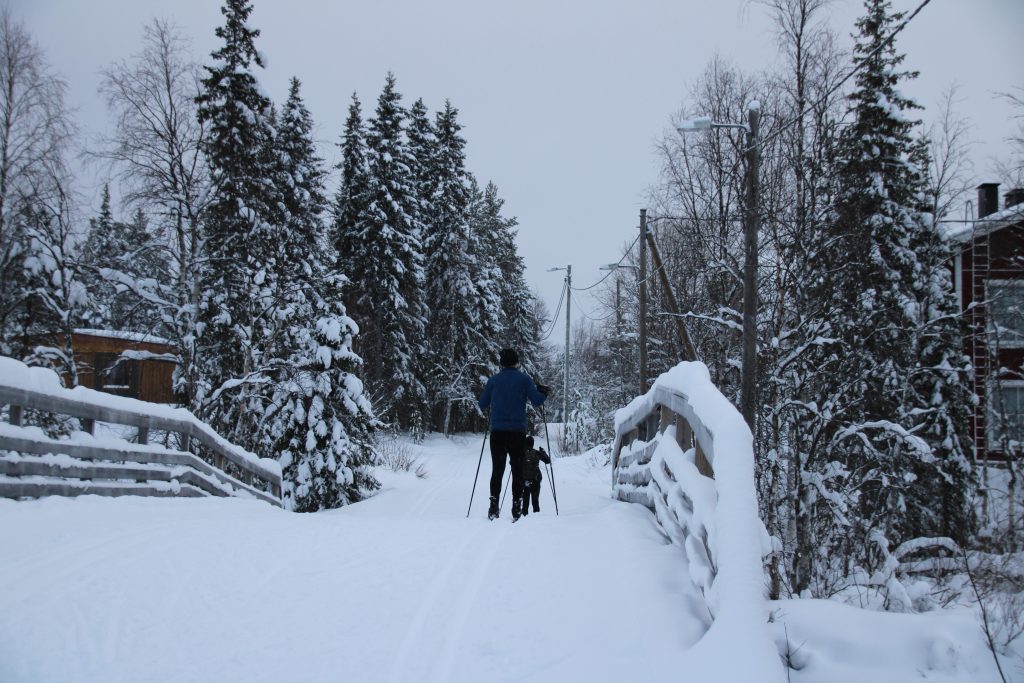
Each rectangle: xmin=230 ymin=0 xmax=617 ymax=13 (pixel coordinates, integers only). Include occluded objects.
xmin=478 ymin=348 xmax=548 ymax=520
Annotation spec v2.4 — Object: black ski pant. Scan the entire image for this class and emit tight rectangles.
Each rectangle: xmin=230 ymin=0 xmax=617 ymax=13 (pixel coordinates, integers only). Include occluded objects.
xmin=523 ymin=476 xmax=542 ymax=513
xmin=489 ymin=430 xmax=526 ymax=503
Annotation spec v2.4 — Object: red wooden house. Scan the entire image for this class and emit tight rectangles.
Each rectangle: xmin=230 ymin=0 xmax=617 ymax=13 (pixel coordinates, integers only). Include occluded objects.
xmin=72 ymin=329 xmax=176 ymax=404
xmin=946 ymin=183 xmax=1024 ymax=460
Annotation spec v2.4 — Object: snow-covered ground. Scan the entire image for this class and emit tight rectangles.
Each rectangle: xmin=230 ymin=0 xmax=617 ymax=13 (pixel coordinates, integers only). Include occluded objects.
xmin=0 ymin=433 xmax=1011 ymax=682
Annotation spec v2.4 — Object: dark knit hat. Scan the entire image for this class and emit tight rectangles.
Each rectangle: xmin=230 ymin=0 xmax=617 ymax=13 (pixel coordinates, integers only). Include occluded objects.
xmin=526 ymin=436 xmax=535 ymax=448
xmin=499 ymin=348 xmax=519 ymax=368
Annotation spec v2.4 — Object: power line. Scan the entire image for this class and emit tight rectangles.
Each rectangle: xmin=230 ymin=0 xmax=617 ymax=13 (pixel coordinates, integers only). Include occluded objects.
xmin=570 ymin=232 xmax=642 ymax=292
xmin=568 ymin=288 xmax=616 ymax=323
xmin=538 ymin=279 xmax=567 ymax=342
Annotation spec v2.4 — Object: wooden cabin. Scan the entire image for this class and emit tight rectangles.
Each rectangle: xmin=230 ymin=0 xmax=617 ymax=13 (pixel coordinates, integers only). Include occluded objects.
xmin=946 ymin=183 xmax=1024 ymax=461
xmin=72 ymin=329 xmax=176 ymax=404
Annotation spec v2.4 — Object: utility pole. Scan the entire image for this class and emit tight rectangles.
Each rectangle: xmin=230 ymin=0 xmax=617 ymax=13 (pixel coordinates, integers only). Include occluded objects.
xmin=740 ymin=104 xmax=761 ymax=433
xmin=677 ymin=102 xmax=761 ymax=433
xmin=548 ymin=264 xmax=573 ymax=426
xmin=564 ymin=264 xmax=571 ymax=426
xmin=639 ymin=209 xmax=648 ymax=394
xmin=645 ymin=227 xmax=697 ymax=361
xmin=615 ymin=276 xmax=624 ymax=403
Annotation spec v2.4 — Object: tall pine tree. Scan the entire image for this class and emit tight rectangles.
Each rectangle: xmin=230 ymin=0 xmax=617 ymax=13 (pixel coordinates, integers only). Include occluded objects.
xmin=810 ymin=0 xmax=974 ymax=571
xmin=332 ymin=92 xmax=369 ymax=303
xmin=195 ymin=0 xmax=282 ymax=446
xmin=265 ymin=78 xmax=379 ymax=510
xmin=77 ymin=187 xmax=165 ymax=334
xmin=474 ymin=180 xmax=536 ymax=372
xmin=421 ymin=102 xmax=495 ymax=433
xmin=341 ymin=73 xmax=429 ymax=430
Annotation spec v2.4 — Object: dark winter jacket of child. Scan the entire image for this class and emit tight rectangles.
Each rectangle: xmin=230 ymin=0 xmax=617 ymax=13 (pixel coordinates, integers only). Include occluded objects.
xmin=523 ymin=446 xmax=551 ymax=482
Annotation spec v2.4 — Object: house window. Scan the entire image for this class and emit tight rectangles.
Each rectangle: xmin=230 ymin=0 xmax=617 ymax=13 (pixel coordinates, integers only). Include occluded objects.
xmin=988 ymin=380 xmax=1024 ymax=451
xmin=987 ymin=279 xmax=1024 ymax=349
xmin=94 ymin=353 xmax=137 ymax=397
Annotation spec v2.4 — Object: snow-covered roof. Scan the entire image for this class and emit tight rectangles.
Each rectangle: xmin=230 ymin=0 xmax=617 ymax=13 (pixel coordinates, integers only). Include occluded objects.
xmin=941 ymin=203 xmax=1024 ymax=245
xmin=73 ymin=328 xmax=173 ymax=346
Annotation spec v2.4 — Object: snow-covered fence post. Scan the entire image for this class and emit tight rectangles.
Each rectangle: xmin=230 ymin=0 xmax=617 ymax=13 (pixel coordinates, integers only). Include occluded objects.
xmin=611 ymin=361 xmax=784 ymax=683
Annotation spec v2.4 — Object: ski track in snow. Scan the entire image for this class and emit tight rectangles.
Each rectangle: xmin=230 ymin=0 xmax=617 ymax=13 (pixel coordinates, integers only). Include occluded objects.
xmin=384 ymin=520 xmax=493 ymax=682
xmin=429 ymin=518 xmax=506 ymax=682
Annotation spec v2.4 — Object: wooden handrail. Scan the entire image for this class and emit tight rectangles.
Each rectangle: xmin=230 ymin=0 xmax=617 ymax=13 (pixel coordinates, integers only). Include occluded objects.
xmin=0 ymin=385 xmax=280 ymax=495
xmin=610 ymin=362 xmax=784 ymax=683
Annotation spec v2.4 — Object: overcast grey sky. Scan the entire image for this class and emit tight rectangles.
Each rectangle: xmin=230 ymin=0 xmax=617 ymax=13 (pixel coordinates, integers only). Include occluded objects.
xmin=11 ymin=0 xmax=1024 ymax=338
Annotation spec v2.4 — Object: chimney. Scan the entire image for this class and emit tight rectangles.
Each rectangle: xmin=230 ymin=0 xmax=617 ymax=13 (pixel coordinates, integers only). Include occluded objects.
xmin=1007 ymin=188 xmax=1024 ymax=210
xmin=978 ymin=183 xmax=1000 ymax=218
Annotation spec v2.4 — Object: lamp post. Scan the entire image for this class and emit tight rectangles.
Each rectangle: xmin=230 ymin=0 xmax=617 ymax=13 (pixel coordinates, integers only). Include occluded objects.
xmin=548 ymin=265 xmax=571 ymax=428
xmin=677 ymin=101 xmax=761 ymax=432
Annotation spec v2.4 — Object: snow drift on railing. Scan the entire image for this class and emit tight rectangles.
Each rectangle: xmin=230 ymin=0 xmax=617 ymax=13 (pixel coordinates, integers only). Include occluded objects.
xmin=0 ymin=356 xmax=281 ymax=480
xmin=614 ymin=361 xmax=785 ymax=683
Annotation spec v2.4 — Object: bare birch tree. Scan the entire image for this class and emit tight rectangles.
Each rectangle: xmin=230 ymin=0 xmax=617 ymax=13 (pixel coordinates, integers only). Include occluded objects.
xmin=91 ymin=18 xmax=210 ymax=404
xmin=0 ymin=8 xmax=74 ymax=354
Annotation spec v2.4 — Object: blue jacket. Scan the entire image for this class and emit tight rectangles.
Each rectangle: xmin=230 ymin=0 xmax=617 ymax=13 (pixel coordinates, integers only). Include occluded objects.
xmin=478 ymin=367 xmax=547 ymax=431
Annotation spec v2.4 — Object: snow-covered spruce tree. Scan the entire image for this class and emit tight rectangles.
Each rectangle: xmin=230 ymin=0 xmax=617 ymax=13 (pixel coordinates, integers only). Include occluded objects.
xmin=422 ymin=102 xmax=499 ymax=434
xmin=902 ymin=137 xmax=975 ymax=546
xmin=271 ymin=310 xmax=378 ymax=510
xmin=810 ymin=0 xmax=973 ymax=573
xmin=194 ymin=0 xmax=282 ymax=447
xmin=77 ymin=187 xmax=166 ymax=333
xmin=405 ymin=97 xmax=436 ymax=213
xmin=10 ymin=185 xmax=87 ymax=440
xmin=473 ymin=180 xmax=537 ymax=373
xmin=16 ymin=184 xmax=87 ymax=385
xmin=265 ymin=77 xmax=379 ymax=510
xmin=342 ymin=73 xmax=429 ymax=430
xmin=331 ymin=92 xmax=369 ymax=305
xmin=265 ymin=79 xmax=323 ymax=314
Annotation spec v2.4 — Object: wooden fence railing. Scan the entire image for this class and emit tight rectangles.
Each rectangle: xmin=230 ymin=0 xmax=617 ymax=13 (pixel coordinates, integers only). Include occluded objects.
xmin=0 ymin=358 xmax=281 ymax=506
xmin=611 ymin=362 xmax=784 ymax=683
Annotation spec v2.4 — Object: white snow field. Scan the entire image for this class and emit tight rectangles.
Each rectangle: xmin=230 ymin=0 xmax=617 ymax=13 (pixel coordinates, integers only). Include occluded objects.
xmin=0 ymin=433 xmax=1007 ymax=682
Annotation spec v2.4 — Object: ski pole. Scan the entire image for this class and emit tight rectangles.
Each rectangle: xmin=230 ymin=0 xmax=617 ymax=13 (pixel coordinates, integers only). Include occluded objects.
xmin=499 ymin=467 xmax=511 ymax=511
xmin=540 ymin=404 xmax=559 ymax=515
xmin=544 ymin=461 xmax=556 ymax=506
xmin=466 ymin=429 xmax=489 ymax=518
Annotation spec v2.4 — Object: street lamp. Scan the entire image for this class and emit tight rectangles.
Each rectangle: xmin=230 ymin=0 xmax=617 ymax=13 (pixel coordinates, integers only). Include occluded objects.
xmin=548 ymin=265 xmax=571 ymax=429
xmin=677 ymin=101 xmax=761 ymax=433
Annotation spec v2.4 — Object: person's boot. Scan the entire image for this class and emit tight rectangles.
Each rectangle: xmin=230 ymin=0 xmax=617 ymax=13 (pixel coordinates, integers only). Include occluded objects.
xmin=512 ymin=497 xmax=522 ymax=521
xmin=487 ymin=496 xmax=499 ymax=520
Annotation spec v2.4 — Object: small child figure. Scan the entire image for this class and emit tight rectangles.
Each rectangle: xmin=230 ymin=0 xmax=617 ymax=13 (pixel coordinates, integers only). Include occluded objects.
xmin=521 ymin=436 xmax=551 ymax=516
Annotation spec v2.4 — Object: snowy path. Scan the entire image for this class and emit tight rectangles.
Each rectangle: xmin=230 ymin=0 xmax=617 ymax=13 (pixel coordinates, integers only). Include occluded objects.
xmin=0 ymin=434 xmax=707 ymax=683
